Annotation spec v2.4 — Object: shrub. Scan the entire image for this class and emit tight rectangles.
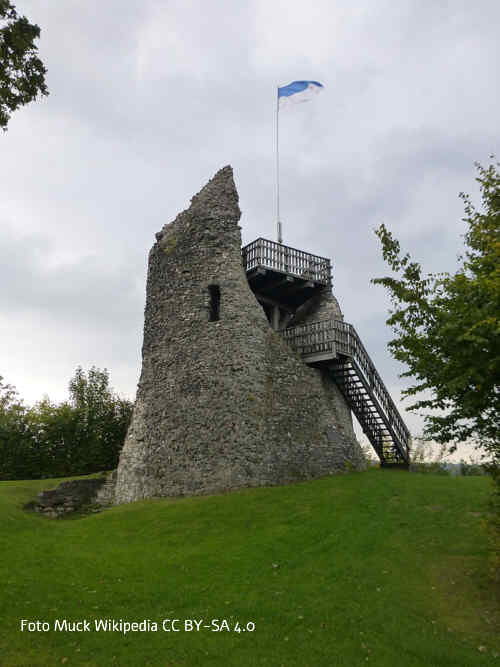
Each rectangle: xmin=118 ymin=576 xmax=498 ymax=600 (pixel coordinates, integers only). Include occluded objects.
xmin=0 ymin=367 xmax=133 ymax=480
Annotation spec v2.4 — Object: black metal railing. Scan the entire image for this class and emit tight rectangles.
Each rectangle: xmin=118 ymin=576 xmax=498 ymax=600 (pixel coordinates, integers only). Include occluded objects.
xmin=282 ymin=318 xmax=410 ymax=463
xmin=345 ymin=325 xmax=410 ymax=458
xmin=242 ymin=238 xmax=331 ymax=285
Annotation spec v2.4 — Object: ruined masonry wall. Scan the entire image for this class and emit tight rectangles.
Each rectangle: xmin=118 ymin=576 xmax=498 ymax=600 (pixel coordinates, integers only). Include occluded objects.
xmin=115 ymin=167 xmax=364 ymax=503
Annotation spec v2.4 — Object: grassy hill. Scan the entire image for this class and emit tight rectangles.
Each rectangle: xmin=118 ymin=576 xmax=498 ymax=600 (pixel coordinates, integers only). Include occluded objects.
xmin=0 ymin=469 xmax=498 ymax=666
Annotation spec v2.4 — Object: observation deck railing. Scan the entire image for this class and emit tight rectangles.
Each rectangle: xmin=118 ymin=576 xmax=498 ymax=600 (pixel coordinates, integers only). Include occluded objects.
xmin=242 ymin=238 xmax=331 ymax=285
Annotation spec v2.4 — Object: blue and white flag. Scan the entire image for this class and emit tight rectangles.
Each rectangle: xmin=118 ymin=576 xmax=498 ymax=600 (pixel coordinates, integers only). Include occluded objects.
xmin=278 ymin=80 xmax=324 ymax=109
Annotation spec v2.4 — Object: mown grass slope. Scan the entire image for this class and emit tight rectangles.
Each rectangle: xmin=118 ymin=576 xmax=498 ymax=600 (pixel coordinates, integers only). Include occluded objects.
xmin=0 ymin=470 xmax=498 ymax=666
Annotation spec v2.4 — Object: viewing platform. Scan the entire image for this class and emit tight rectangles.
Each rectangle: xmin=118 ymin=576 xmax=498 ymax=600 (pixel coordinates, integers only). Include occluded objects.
xmin=242 ymin=238 xmax=331 ymax=311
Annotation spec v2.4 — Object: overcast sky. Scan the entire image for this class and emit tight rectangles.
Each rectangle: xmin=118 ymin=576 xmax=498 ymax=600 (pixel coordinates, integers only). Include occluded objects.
xmin=1 ymin=1 xmax=498 ymax=459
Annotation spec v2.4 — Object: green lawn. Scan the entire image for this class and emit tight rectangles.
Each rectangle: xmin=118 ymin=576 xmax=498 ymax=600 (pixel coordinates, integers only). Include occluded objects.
xmin=0 ymin=470 xmax=498 ymax=666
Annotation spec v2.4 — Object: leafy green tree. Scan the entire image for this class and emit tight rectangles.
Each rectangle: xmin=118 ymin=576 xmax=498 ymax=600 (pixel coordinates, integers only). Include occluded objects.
xmin=68 ymin=366 xmax=133 ymax=473
xmin=25 ymin=398 xmax=82 ymax=478
xmin=0 ymin=367 xmax=133 ymax=480
xmin=0 ymin=375 xmax=32 ymax=479
xmin=0 ymin=0 xmax=48 ymax=130
xmin=372 ymin=158 xmax=500 ymax=462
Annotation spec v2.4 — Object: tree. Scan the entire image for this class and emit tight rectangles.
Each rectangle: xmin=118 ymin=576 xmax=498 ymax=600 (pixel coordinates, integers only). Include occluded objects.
xmin=0 ymin=0 xmax=48 ymax=130
xmin=372 ymin=158 xmax=500 ymax=462
xmin=0 ymin=375 xmax=32 ymax=479
xmin=25 ymin=398 xmax=82 ymax=478
xmin=0 ymin=367 xmax=133 ymax=480
xmin=68 ymin=366 xmax=133 ymax=472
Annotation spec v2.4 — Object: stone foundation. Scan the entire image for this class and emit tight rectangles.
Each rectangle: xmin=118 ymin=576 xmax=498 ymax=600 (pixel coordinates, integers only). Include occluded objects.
xmin=29 ymin=471 xmax=116 ymax=518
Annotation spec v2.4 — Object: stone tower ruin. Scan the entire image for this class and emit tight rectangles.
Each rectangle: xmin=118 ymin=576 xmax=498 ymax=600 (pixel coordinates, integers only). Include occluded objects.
xmin=115 ymin=166 xmax=409 ymax=505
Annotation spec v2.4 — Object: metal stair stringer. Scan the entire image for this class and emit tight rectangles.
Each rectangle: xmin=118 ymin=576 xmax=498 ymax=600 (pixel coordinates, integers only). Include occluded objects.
xmin=328 ymin=357 xmax=409 ymax=466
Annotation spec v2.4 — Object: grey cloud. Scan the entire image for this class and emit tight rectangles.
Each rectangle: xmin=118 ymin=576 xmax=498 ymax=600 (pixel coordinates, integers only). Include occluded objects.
xmin=0 ymin=229 xmax=144 ymax=331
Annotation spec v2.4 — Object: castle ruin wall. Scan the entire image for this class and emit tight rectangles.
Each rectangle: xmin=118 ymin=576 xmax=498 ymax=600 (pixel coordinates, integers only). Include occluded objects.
xmin=114 ymin=166 xmax=364 ymax=504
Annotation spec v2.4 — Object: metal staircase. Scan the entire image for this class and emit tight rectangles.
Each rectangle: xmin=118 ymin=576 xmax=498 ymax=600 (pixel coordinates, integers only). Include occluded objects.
xmin=282 ymin=319 xmax=410 ymax=466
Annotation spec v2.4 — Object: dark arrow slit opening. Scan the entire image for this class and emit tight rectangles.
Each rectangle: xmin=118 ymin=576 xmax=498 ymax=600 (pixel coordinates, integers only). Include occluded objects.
xmin=208 ymin=284 xmax=221 ymax=321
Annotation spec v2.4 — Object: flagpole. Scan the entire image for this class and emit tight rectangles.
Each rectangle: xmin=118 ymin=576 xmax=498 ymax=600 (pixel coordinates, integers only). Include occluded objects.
xmin=276 ymin=86 xmax=282 ymax=244
xmin=274 ymin=80 xmax=324 ymax=245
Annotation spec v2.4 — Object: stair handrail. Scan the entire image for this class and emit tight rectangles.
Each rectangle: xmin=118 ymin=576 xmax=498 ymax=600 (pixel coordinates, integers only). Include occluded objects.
xmin=345 ymin=325 xmax=410 ymax=455
xmin=283 ymin=318 xmax=410 ymax=460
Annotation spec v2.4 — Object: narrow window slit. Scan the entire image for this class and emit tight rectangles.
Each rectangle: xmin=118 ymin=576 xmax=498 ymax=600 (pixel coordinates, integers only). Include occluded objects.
xmin=208 ymin=285 xmax=220 ymax=321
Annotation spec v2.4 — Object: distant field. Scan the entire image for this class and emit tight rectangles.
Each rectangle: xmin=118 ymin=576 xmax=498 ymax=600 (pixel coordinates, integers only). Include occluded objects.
xmin=0 ymin=470 xmax=498 ymax=666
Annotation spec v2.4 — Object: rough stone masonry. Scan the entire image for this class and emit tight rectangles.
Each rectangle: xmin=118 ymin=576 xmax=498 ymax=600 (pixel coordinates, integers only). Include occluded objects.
xmin=114 ymin=166 xmax=364 ymax=504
